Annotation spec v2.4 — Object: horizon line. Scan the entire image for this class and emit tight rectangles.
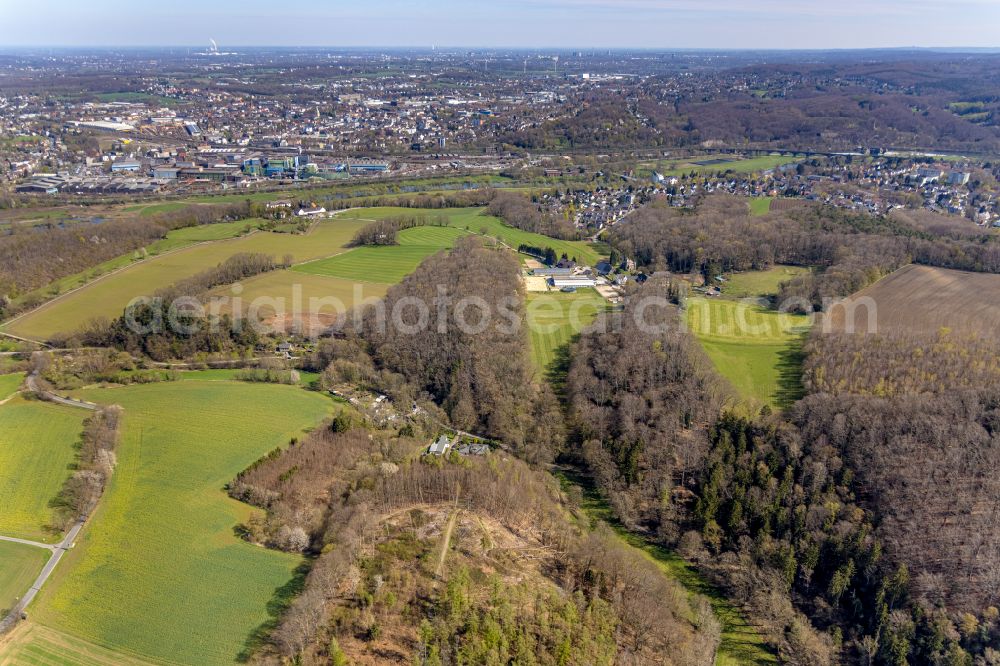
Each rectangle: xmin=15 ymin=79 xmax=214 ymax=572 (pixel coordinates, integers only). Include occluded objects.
xmin=2 ymin=44 xmax=1000 ymax=52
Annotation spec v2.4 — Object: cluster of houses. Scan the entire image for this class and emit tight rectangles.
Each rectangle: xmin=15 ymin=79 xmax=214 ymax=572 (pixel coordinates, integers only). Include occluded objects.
xmin=427 ymin=434 xmax=490 ymax=457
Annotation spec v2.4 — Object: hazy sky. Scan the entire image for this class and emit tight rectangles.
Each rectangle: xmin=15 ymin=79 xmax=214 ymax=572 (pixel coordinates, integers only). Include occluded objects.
xmin=1 ymin=0 xmax=998 ymax=49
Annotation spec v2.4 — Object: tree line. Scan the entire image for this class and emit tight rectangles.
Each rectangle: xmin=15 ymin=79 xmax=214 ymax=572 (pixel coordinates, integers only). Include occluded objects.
xmin=50 ymin=404 xmax=123 ymax=529
xmin=81 ymin=252 xmax=279 ymax=359
xmin=0 ymin=200 xmax=257 ymax=319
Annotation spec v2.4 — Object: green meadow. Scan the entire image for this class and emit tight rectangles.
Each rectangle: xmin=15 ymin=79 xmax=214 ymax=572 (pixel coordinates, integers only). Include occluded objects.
xmin=30 ymin=381 xmax=333 ymax=665
xmin=686 ymin=296 xmax=810 ymax=408
xmin=0 ymin=371 xmax=24 ymax=399
xmin=0 ymin=396 xmax=86 ymax=542
xmin=0 ymin=541 xmax=50 ymax=617
xmin=748 ymin=197 xmax=773 ymax=216
xmin=294 ymin=225 xmax=468 ymax=284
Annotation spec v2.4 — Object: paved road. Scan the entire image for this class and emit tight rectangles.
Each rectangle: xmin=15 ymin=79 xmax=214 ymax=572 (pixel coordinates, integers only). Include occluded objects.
xmin=0 ymin=522 xmax=83 ymax=635
xmin=25 ymin=373 xmax=97 ymax=411
xmin=0 ymin=535 xmax=57 ymax=551
xmin=0 ymin=373 xmax=98 ymax=634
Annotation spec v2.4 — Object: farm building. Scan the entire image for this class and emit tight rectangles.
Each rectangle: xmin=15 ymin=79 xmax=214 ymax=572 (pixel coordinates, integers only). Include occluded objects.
xmin=297 ymin=206 xmax=327 ymax=217
xmin=551 ymin=276 xmax=597 ymax=289
xmin=532 ymin=267 xmax=573 ymax=278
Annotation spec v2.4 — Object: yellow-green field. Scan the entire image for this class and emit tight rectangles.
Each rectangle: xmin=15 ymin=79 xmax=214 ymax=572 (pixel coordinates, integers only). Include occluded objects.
xmin=641 ymin=154 xmax=800 ymax=178
xmin=0 ymin=541 xmax=49 ymax=617
xmin=0 ymin=372 xmax=23 ymax=400
xmin=526 ymin=290 xmax=609 ymax=376
xmin=207 ymin=269 xmax=389 ymax=331
xmin=686 ymin=297 xmax=810 ymax=408
xmin=0 ymin=623 xmax=154 ymax=666
xmin=1 ymin=219 xmax=367 ymax=341
xmin=0 ymin=396 xmax=86 ymax=543
xmin=8 ymin=221 xmax=258 ymax=312
xmin=27 ymin=381 xmax=333 ymax=665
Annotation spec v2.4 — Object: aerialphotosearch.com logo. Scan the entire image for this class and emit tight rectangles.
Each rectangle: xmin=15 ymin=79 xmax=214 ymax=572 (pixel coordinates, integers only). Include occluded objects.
xmin=122 ymin=282 xmax=879 ymax=339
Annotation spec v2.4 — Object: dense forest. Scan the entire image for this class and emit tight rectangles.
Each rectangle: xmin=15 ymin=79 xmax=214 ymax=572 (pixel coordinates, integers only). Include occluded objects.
xmin=566 ymin=283 xmax=727 ymax=535
xmin=792 ymin=324 xmax=1000 ymax=664
xmin=609 ymin=195 xmax=1000 ymax=310
xmin=563 ymin=280 xmax=1000 ymax=664
xmin=363 ymin=236 xmax=564 ymax=462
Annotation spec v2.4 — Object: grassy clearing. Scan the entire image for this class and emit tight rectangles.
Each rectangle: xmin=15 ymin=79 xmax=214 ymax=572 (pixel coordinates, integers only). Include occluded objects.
xmin=3 ymin=220 xmax=366 ymax=340
xmin=525 ymin=290 xmax=608 ymax=376
xmin=126 ymin=201 xmax=193 ymax=217
xmin=0 ymin=396 xmax=86 ymax=543
xmin=556 ymin=469 xmax=777 ymax=666
xmin=0 ymin=541 xmax=50 ymax=617
xmin=721 ymin=265 xmax=810 ymax=299
xmin=30 ymin=381 xmax=332 ymax=665
xmin=294 ymin=225 xmax=468 ymax=284
xmin=748 ymin=197 xmax=773 ymax=217
xmin=686 ymin=297 xmax=810 ymax=408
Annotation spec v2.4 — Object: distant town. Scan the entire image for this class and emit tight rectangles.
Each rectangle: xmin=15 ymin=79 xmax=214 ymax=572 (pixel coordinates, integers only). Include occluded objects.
xmin=2 ymin=46 xmax=999 ymax=229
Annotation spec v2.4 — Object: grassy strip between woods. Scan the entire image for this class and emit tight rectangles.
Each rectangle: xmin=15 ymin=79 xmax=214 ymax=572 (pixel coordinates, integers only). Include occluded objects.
xmin=1 ymin=219 xmax=367 ymax=341
xmin=555 ymin=468 xmax=778 ymax=666
xmin=748 ymin=197 xmax=773 ymax=217
xmin=686 ymin=296 xmax=810 ymax=409
xmin=525 ymin=289 xmax=610 ymax=377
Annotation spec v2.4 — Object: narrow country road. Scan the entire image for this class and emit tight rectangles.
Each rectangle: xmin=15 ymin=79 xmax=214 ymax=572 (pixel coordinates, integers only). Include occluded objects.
xmin=0 ymin=521 xmax=84 ymax=635
xmin=0 ymin=535 xmax=57 ymax=551
xmin=24 ymin=372 xmax=97 ymax=411
xmin=0 ymin=370 xmax=100 ymax=635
